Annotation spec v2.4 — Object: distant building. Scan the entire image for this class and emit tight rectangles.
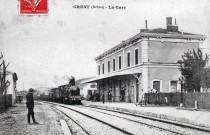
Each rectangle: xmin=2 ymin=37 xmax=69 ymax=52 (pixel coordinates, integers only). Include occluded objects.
xmin=15 ymin=90 xmax=27 ymax=103
xmin=85 ymin=17 xmax=207 ymax=103
xmin=76 ymin=77 xmax=97 ymax=99
xmin=16 ymin=90 xmax=27 ymax=98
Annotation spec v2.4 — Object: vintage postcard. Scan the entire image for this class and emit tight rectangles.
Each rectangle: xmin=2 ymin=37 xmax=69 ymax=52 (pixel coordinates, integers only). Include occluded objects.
xmin=0 ymin=0 xmax=210 ymax=134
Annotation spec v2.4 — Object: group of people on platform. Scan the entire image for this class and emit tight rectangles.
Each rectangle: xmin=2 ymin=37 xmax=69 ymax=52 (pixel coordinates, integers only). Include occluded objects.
xmin=88 ymin=90 xmax=113 ymax=103
xmin=88 ymin=91 xmax=100 ymax=101
xmin=101 ymin=90 xmax=112 ymax=104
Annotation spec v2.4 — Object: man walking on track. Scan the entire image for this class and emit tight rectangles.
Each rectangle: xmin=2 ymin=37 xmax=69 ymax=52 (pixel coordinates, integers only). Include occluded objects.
xmin=26 ymin=88 xmax=39 ymax=125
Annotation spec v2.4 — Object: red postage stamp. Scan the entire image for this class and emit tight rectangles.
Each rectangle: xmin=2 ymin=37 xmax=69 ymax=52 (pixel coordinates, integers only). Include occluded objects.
xmin=20 ymin=0 xmax=48 ymax=14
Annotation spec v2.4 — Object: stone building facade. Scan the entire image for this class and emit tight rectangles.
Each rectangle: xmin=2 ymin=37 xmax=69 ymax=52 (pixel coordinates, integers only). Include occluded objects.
xmin=85 ymin=17 xmax=207 ymax=103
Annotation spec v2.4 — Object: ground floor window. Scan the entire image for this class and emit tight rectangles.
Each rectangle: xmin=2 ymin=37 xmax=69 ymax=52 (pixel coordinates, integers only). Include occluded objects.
xmin=152 ymin=79 xmax=162 ymax=92
xmin=88 ymin=90 xmax=92 ymax=95
xmin=170 ymin=81 xmax=177 ymax=92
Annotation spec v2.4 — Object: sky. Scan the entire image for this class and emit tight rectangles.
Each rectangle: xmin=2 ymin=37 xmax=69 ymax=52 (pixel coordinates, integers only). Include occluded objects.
xmin=0 ymin=0 xmax=210 ymax=91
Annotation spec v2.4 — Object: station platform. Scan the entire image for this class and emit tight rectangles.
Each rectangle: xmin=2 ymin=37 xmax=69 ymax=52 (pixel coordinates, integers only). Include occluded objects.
xmin=0 ymin=102 xmax=64 ymax=135
xmin=82 ymin=100 xmax=210 ymax=128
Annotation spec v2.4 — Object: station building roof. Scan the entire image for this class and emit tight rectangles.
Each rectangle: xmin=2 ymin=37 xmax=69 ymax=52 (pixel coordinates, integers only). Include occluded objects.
xmin=95 ymin=28 xmax=206 ymax=61
xmin=82 ymin=66 xmax=142 ymax=83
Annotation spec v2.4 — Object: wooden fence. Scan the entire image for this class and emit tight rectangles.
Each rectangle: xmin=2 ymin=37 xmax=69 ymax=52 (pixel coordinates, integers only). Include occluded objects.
xmin=0 ymin=94 xmax=12 ymax=113
xmin=145 ymin=92 xmax=210 ymax=109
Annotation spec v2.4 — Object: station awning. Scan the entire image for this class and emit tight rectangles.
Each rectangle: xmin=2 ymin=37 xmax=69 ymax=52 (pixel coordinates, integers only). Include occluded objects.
xmin=82 ymin=67 xmax=142 ymax=83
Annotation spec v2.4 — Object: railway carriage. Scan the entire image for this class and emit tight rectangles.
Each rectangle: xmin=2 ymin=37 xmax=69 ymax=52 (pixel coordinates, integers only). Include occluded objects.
xmin=48 ymin=88 xmax=60 ymax=102
xmin=58 ymin=85 xmax=69 ymax=104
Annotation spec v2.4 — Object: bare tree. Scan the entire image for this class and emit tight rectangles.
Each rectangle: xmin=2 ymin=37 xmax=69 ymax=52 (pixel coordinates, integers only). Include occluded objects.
xmin=0 ymin=52 xmax=10 ymax=94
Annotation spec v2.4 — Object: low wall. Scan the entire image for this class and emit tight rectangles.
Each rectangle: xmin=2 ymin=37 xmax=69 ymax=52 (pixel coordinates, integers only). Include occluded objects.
xmin=0 ymin=94 xmax=12 ymax=113
xmin=145 ymin=92 xmax=210 ymax=109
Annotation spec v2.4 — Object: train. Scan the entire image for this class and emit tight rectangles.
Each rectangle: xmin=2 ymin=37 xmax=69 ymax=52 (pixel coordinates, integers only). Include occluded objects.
xmin=40 ymin=77 xmax=82 ymax=105
xmin=58 ymin=84 xmax=81 ymax=104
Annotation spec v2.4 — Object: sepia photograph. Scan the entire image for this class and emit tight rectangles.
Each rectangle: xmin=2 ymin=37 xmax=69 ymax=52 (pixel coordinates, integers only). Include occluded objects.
xmin=0 ymin=0 xmax=210 ymax=134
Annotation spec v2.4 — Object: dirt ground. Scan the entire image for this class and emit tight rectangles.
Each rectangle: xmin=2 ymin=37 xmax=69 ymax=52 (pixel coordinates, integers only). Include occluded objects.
xmin=0 ymin=102 xmax=64 ymax=135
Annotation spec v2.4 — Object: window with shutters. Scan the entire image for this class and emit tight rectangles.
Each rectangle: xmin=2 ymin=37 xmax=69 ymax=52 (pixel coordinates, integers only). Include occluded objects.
xmin=113 ymin=59 xmax=115 ymax=71
xmin=127 ymin=52 xmax=130 ymax=67
xmin=135 ymin=49 xmax=138 ymax=65
xmin=119 ymin=56 xmax=122 ymax=70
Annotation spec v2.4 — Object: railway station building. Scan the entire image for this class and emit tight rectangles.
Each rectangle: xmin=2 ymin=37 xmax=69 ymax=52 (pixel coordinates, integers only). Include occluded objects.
xmin=84 ymin=17 xmax=207 ymax=103
xmin=76 ymin=78 xmax=97 ymax=99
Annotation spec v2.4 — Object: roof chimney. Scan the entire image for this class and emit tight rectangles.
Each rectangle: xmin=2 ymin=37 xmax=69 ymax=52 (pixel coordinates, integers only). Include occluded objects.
xmin=166 ymin=17 xmax=178 ymax=32
xmin=145 ymin=20 xmax=148 ymax=29
xmin=166 ymin=17 xmax=172 ymax=26
xmin=140 ymin=20 xmax=149 ymax=32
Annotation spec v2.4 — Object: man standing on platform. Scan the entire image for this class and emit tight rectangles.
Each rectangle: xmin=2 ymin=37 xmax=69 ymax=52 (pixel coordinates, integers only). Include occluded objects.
xmin=26 ymin=88 xmax=39 ymax=125
xmin=102 ymin=92 xmax=105 ymax=104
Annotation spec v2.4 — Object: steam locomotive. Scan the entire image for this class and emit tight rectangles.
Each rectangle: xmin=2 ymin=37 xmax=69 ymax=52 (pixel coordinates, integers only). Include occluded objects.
xmin=58 ymin=84 xmax=81 ymax=104
xmin=47 ymin=77 xmax=82 ymax=105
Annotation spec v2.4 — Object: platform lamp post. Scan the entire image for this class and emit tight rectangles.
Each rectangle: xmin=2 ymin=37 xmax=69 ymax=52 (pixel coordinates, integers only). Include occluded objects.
xmin=179 ymin=78 xmax=183 ymax=106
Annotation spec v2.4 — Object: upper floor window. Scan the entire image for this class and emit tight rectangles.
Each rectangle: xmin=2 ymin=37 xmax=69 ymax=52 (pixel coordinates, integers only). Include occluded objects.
xmin=113 ymin=58 xmax=115 ymax=71
xmin=98 ymin=65 xmax=100 ymax=75
xmin=108 ymin=61 xmax=110 ymax=73
xmin=102 ymin=63 xmax=104 ymax=74
xmin=127 ymin=52 xmax=130 ymax=67
xmin=119 ymin=56 xmax=122 ymax=70
xmin=135 ymin=49 xmax=138 ymax=65
xmin=90 ymin=84 xmax=96 ymax=88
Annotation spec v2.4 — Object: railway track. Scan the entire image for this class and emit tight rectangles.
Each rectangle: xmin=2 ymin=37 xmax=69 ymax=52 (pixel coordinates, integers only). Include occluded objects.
xmin=48 ymin=102 xmax=176 ymax=134
xmin=80 ymin=106 xmax=210 ymax=135
xmin=52 ymin=106 xmax=91 ymax=135
xmin=52 ymin=105 xmax=131 ymax=135
xmin=41 ymin=103 xmax=206 ymax=135
xmin=43 ymin=101 xmax=210 ymax=135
